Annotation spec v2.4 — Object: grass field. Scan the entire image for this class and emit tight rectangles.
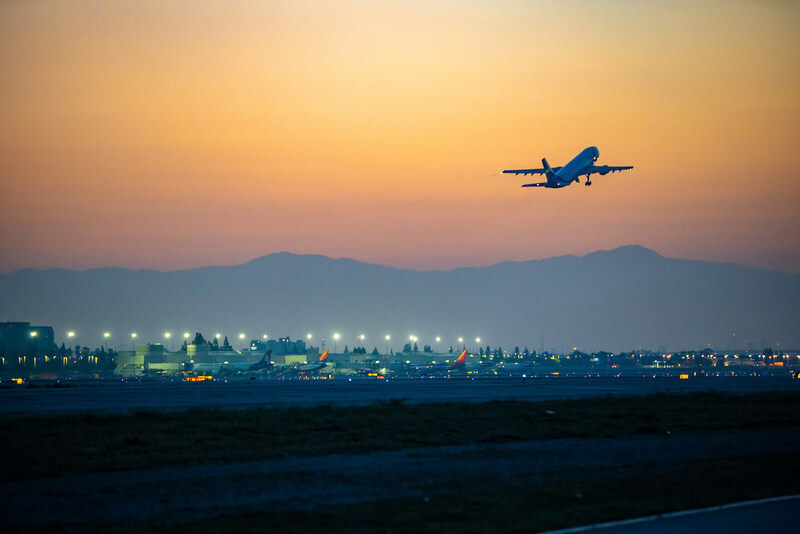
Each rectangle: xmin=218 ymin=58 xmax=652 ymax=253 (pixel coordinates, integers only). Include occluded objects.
xmin=4 ymin=391 xmax=800 ymax=532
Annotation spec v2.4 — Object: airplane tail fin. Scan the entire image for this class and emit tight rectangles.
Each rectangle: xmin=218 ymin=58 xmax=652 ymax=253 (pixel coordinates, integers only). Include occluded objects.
xmin=319 ymin=349 xmax=329 ymax=362
xmin=258 ymin=350 xmax=272 ymax=364
xmin=447 ymin=350 xmax=468 ymax=370
xmin=542 ymin=158 xmax=558 ymax=186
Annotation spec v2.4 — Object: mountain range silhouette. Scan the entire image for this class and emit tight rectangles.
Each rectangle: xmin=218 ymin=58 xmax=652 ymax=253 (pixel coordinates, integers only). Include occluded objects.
xmin=2 ymin=245 xmax=797 ymax=353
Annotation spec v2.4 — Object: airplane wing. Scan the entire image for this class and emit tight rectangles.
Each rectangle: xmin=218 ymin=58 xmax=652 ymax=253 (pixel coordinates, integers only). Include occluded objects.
xmin=521 ymin=182 xmax=548 ymax=187
xmin=585 ymin=165 xmax=633 ymax=176
xmin=503 ymin=167 xmax=562 ymax=176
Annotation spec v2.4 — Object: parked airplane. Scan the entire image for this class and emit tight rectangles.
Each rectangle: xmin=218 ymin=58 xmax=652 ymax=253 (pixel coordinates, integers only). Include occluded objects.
xmin=419 ymin=349 xmax=467 ymax=376
xmin=214 ymin=350 xmax=276 ymax=376
xmin=503 ymin=146 xmax=632 ymax=188
xmin=248 ymin=350 xmax=273 ymax=372
xmin=295 ymin=349 xmax=329 ymax=373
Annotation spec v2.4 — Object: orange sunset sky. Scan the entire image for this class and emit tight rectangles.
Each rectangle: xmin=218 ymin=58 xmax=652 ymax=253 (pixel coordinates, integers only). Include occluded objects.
xmin=2 ymin=1 xmax=799 ymax=273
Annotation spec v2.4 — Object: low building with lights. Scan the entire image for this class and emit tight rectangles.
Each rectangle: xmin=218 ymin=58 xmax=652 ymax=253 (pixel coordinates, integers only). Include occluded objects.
xmin=0 ymin=321 xmax=57 ymax=368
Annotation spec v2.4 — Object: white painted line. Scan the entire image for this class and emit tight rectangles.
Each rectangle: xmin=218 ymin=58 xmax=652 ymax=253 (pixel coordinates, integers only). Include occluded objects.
xmin=540 ymin=494 xmax=800 ymax=533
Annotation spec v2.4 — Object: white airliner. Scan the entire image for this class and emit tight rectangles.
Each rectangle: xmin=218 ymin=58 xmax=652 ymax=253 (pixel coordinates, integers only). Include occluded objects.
xmin=294 ymin=349 xmax=329 ymax=373
xmin=418 ymin=349 xmax=467 ymax=376
xmin=503 ymin=146 xmax=633 ymax=188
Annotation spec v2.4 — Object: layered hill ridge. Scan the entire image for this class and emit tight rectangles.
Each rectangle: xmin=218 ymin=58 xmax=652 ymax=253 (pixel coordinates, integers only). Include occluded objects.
xmin=1 ymin=246 xmax=797 ymax=353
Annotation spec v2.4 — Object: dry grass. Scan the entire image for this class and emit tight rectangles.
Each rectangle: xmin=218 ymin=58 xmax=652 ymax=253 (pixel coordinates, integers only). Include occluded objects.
xmin=2 ymin=391 xmax=799 ymax=482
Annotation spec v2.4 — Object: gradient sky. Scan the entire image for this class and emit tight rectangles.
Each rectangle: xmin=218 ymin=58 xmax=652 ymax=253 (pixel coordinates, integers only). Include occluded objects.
xmin=2 ymin=1 xmax=799 ymax=274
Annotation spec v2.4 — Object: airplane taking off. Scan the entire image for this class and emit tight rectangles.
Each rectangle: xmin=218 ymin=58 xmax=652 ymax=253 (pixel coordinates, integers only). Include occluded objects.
xmin=503 ymin=146 xmax=633 ymax=188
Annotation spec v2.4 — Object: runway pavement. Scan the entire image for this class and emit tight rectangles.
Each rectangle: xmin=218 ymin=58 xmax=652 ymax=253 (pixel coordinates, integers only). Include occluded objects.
xmin=545 ymin=495 xmax=800 ymax=534
xmin=0 ymin=374 xmax=797 ymax=416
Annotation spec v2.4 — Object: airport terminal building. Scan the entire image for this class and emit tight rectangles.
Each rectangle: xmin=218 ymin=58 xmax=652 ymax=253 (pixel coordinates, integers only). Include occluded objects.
xmin=0 ymin=321 xmax=57 ymax=367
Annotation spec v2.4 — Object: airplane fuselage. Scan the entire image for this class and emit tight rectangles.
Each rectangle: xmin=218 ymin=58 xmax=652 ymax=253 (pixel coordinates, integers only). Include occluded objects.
xmin=551 ymin=146 xmax=599 ymax=187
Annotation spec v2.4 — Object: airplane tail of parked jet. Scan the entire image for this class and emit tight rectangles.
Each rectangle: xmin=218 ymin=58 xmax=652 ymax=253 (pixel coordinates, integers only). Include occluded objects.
xmin=248 ymin=350 xmax=273 ymax=372
xmin=446 ymin=349 xmax=468 ymax=371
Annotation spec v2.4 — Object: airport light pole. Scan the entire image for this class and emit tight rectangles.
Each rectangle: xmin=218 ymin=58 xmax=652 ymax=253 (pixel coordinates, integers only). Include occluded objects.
xmin=131 ymin=332 xmax=137 ymax=351
xmin=385 ymin=334 xmax=391 ymax=355
xmin=333 ymin=332 xmax=340 ymax=354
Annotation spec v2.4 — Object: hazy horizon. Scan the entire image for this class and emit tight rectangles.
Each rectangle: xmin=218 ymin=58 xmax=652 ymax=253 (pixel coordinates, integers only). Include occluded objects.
xmin=3 ymin=244 xmax=799 ymax=276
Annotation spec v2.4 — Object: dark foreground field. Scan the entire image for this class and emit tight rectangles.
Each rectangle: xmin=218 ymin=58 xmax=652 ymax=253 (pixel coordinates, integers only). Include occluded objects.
xmin=2 ymin=391 xmax=799 ymax=532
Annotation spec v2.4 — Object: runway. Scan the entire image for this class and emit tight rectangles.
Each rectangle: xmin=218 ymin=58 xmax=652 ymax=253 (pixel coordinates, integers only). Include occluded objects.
xmin=545 ymin=495 xmax=800 ymax=534
xmin=1 ymin=374 xmax=796 ymax=416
